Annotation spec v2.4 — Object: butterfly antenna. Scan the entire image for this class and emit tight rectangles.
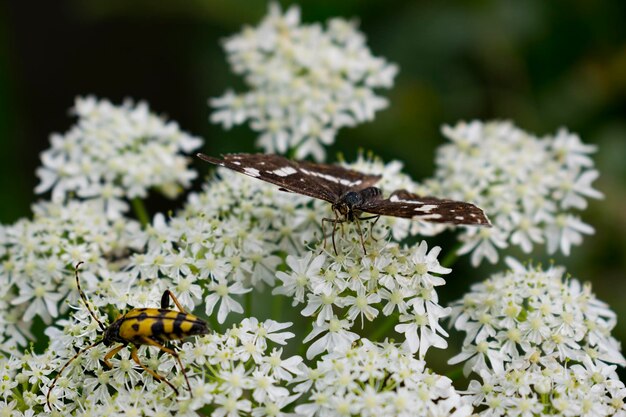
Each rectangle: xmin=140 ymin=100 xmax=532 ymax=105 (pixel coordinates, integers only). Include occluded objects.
xmin=46 ymin=339 xmax=104 ymax=410
xmin=74 ymin=262 xmax=106 ymax=332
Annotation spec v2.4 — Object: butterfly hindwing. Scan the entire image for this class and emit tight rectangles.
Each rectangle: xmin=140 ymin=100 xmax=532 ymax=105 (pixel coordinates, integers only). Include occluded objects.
xmin=359 ymin=189 xmax=490 ymax=225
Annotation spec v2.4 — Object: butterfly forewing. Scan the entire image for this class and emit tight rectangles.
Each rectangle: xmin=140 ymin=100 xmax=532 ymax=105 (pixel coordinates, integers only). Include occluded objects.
xmin=359 ymin=189 xmax=490 ymax=225
xmin=197 ymin=153 xmax=382 ymax=203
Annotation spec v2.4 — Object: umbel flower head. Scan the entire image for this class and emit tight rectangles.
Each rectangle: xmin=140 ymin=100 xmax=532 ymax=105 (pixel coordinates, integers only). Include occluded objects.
xmin=449 ymin=258 xmax=626 ymax=416
xmin=276 ymin=237 xmax=452 ymax=360
xmin=36 ymin=96 xmax=202 ymax=216
xmin=0 ymin=199 xmax=144 ymax=351
xmin=294 ymin=339 xmax=473 ymax=417
xmin=210 ymin=3 xmax=398 ymax=161
xmin=424 ymin=121 xmax=603 ymax=266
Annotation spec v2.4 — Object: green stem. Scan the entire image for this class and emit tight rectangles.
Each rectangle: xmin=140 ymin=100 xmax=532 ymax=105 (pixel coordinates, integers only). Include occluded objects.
xmin=271 ymin=294 xmax=283 ymax=322
xmin=131 ymin=198 xmax=150 ymax=227
xmin=370 ymin=312 xmax=398 ymax=341
xmin=245 ymin=291 xmax=253 ymax=317
xmin=446 ymin=367 xmax=464 ymax=382
xmin=298 ymin=332 xmax=309 ymax=358
xmin=208 ymin=314 xmax=221 ymax=334
xmin=441 ymin=241 xmax=463 ymax=269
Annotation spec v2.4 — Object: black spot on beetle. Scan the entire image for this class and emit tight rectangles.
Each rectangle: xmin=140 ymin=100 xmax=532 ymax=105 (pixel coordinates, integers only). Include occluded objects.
xmin=151 ymin=320 xmax=165 ymax=335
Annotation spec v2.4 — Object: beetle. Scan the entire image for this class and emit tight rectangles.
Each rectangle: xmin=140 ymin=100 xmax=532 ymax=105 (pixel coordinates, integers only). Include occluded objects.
xmin=46 ymin=262 xmax=209 ymax=410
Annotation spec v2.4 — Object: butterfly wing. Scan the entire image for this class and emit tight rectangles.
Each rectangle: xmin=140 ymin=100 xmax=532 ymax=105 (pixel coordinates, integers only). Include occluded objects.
xmin=197 ymin=153 xmax=381 ymax=203
xmin=359 ymin=189 xmax=491 ymax=225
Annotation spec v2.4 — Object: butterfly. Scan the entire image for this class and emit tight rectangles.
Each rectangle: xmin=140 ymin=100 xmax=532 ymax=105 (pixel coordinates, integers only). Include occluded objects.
xmin=197 ymin=153 xmax=490 ymax=254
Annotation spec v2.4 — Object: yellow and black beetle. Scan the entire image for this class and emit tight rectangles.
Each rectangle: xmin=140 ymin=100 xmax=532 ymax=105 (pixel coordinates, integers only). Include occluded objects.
xmin=46 ymin=262 xmax=209 ymax=410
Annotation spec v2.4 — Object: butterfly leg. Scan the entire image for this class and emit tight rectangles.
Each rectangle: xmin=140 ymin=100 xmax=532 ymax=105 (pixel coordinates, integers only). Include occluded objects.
xmin=161 ymin=290 xmax=187 ymax=313
xmin=321 ymin=217 xmax=330 ymax=250
xmin=331 ymin=218 xmax=340 ymax=255
xmin=354 ymin=217 xmax=367 ymax=255
xmin=357 ymin=215 xmax=381 ymax=242
xmin=337 ymin=210 xmax=346 ymax=238
xmin=137 ymin=336 xmax=193 ymax=396
xmin=322 ymin=217 xmax=344 ymax=255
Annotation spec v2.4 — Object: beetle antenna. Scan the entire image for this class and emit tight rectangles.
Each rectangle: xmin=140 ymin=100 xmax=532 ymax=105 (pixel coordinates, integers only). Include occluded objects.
xmin=74 ymin=262 xmax=107 ymax=332
xmin=46 ymin=339 xmax=104 ymax=410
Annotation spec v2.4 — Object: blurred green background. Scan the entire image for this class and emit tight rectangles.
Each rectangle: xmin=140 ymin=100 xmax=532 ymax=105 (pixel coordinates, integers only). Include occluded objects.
xmin=1 ymin=0 xmax=625 ymax=379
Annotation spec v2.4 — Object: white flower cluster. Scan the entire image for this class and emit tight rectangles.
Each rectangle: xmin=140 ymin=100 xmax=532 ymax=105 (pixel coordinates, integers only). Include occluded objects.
xmin=0 ymin=200 xmax=143 ymax=351
xmin=36 ymin=96 xmax=202 ymax=215
xmin=210 ymin=3 xmax=398 ymax=161
xmin=465 ymin=358 xmax=626 ymax=417
xmin=276 ymin=238 xmax=452 ymax=360
xmin=424 ymin=121 xmax=603 ymax=266
xmin=10 ymin=313 xmax=304 ymax=416
xmin=449 ymin=258 xmax=626 ymax=416
xmin=0 ymin=350 xmax=57 ymax=416
xmin=295 ymin=339 xmax=473 ymax=417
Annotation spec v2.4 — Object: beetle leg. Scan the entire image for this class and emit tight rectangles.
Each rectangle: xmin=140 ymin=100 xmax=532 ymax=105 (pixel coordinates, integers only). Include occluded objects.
xmin=130 ymin=343 xmax=180 ymax=396
xmin=103 ymin=344 xmax=125 ymax=368
xmin=138 ymin=336 xmax=192 ymax=397
xmin=160 ymin=290 xmax=187 ymax=313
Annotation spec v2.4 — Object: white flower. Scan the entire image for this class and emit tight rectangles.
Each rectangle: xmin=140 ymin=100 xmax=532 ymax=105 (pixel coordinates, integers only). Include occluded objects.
xmin=210 ymin=3 xmax=397 ymax=161
xmin=10 ymin=280 xmax=64 ymax=323
xmin=35 ymin=96 xmax=202 ymax=211
xmin=544 ymin=213 xmax=595 ymax=256
xmin=344 ymin=286 xmax=381 ymax=325
xmin=395 ymin=301 xmax=450 ymax=358
xmin=303 ymin=317 xmax=359 ymax=359
xmin=260 ymin=348 xmax=303 ymax=381
xmin=426 ymin=121 xmax=602 ymax=265
xmin=239 ymin=318 xmax=295 ymax=348
xmin=205 ymin=278 xmax=251 ymax=324
xmin=274 ymin=253 xmax=325 ymax=305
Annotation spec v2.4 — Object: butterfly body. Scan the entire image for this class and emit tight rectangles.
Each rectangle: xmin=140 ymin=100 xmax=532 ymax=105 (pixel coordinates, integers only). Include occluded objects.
xmin=334 ymin=187 xmax=383 ymax=221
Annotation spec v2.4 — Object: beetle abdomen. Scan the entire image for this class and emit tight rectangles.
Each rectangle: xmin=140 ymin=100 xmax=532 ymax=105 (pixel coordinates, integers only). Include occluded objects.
xmin=118 ymin=308 xmax=209 ymax=343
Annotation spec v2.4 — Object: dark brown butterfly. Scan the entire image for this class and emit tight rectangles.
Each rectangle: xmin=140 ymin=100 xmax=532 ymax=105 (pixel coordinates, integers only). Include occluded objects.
xmin=197 ymin=153 xmax=490 ymax=253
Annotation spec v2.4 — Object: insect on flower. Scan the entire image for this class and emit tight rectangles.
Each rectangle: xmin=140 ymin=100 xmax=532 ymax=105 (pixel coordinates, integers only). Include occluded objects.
xmin=46 ymin=262 xmax=210 ymax=410
xmin=197 ymin=153 xmax=491 ymax=254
